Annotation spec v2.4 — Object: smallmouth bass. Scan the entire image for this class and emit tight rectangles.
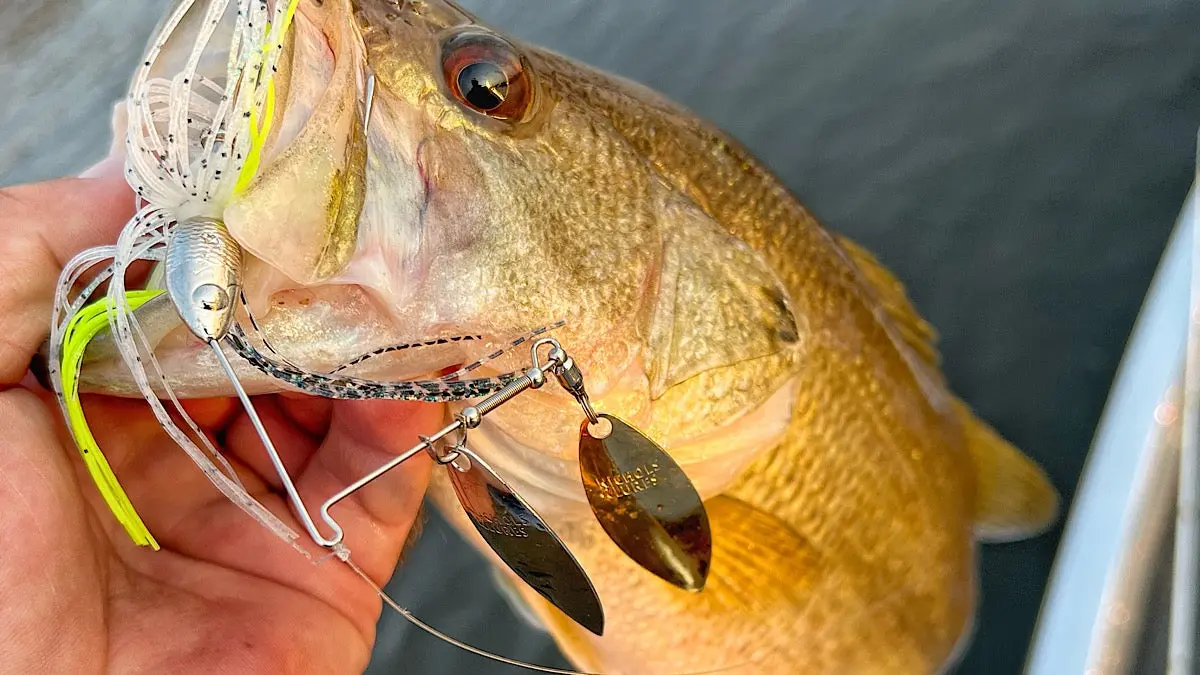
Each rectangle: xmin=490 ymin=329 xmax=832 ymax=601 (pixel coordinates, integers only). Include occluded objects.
xmin=75 ymin=1 xmax=1060 ymax=672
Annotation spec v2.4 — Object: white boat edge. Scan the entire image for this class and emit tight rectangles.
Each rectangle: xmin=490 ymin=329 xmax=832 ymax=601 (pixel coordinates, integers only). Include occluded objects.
xmin=1024 ymin=179 xmax=1198 ymax=674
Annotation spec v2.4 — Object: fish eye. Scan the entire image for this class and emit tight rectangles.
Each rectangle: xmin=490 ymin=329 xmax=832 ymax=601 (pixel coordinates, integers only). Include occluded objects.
xmin=441 ymin=31 xmax=533 ymax=122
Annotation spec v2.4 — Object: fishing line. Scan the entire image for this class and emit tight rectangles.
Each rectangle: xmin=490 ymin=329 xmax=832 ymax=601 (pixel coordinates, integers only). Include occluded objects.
xmin=57 ymin=261 xmax=771 ymax=673
xmin=437 ymin=320 xmax=569 ymax=382
xmin=339 ymin=553 xmax=765 ymax=675
xmin=277 ymin=317 xmax=568 ymax=381
xmin=60 ymin=3 xmax=778 ymax=671
xmin=321 ymin=321 xmax=572 ymax=380
xmin=236 ymin=290 xmax=486 ymax=377
xmin=217 ymin=311 xmax=775 ymax=672
xmin=236 ymin=289 xmax=303 ymax=370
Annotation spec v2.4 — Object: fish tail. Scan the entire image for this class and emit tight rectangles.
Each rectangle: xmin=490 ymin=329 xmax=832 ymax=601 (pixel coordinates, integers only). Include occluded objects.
xmin=954 ymin=400 xmax=1060 ymax=542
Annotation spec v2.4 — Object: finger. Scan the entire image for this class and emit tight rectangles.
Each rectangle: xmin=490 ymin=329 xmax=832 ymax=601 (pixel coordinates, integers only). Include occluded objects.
xmin=224 ymin=396 xmax=322 ymax=490
xmin=76 ymin=393 xmax=293 ymax=554
xmin=80 ymin=395 xmax=269 ymax=536
xmin=179 ymin=397 xmax=240 ymax=431
xmin=120 ymin=399 xmax=439 ymax=642
xmin=296 ymin=399 xmax=439 ymax=581
xmin=277 ymin=392 xmax=333 ymax=438
xmin=0 ymin=158 xmax=133 ymax=384
xmin=0 ymin=390 xmax=108 ymax=673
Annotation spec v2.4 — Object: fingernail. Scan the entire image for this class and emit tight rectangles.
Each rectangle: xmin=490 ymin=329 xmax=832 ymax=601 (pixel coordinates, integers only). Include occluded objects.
xmin=79 ymin=155 xmax=125 ymax=180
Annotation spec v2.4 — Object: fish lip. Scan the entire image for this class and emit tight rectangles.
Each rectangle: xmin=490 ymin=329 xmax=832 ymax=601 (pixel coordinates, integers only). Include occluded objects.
xmin=76 ymin=282 xmax=498 ymax=399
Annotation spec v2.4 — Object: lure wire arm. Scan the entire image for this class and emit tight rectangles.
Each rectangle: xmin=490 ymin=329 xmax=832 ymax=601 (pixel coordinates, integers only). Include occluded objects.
xmin=316 ymin=338 xmax=578 ymax=549
xmin=209 ymin=337 xmax=343 ymax=547
xmin=163 ymin=214 xmax=584 ymax=551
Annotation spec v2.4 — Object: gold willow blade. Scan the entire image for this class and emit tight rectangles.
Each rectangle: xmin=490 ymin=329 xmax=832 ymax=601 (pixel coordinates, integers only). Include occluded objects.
xmin=579 ymin=414 xmax=712 ymax=591
xmin=551 ymin=347 xmax=713 ymax=591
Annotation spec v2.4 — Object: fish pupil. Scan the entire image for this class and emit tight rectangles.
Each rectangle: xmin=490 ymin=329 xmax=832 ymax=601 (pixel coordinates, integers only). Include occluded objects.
xmin=458 ymin=61 xmax=509 ymax=111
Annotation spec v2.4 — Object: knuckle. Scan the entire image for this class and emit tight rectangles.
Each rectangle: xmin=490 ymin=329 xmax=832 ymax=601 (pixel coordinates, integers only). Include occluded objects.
xmin=0 ymin=182 xmax=43 ymax=224
xmin=0 ymin=188 xmax=53 ymax=270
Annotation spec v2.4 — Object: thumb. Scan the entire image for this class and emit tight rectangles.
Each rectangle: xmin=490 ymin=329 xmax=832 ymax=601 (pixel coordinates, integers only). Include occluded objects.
xmin=79 ymin=154 xmax=126 ymax=180
xmin=297 ymin=398 xmax=440 ymax=581
xmin=0 ymin=155 xmax=135 ymax=384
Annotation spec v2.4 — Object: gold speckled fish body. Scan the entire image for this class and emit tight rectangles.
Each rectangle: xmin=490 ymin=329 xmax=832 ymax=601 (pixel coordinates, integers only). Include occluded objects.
xmin=81 ymin=2 xmax=1060 ymax=672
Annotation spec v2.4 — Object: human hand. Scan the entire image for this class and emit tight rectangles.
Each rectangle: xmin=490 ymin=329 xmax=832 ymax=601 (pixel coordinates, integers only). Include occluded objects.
xmin=0 ymin=158 xmax=436 ymax=674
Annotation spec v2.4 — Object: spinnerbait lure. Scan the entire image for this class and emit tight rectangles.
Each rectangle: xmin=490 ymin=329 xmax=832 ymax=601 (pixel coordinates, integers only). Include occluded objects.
xmin=48 ymin=0 xmax=309 ymax=549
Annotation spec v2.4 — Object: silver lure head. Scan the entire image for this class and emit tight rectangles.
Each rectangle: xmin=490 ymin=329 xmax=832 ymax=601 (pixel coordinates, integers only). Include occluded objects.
xmin=165 ymin=217 xmax=244 ymax=342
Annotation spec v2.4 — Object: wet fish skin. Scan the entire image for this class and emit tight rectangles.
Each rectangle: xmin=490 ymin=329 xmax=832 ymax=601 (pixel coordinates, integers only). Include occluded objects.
xmin=81 ymin=1 xmax=1060 ymax=672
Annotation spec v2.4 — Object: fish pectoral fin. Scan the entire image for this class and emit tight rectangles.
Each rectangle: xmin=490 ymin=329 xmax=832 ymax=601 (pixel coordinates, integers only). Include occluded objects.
xmin=647 ymin=198 xmax=799 ymax=398
xmin=834 ymin=235 xmax=941 ymax=369
xmin=956 ymin=400 xmax=1059 ymax=542
xmin=521 ymin=495 xmax=932 ymax=673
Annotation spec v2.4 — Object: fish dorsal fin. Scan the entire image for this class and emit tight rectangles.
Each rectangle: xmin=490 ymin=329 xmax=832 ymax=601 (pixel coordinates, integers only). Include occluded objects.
xmin=647 ymin=198 xmax=799 ymax=398
xmin=834 ymin=235 xmax=941 ymax=368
